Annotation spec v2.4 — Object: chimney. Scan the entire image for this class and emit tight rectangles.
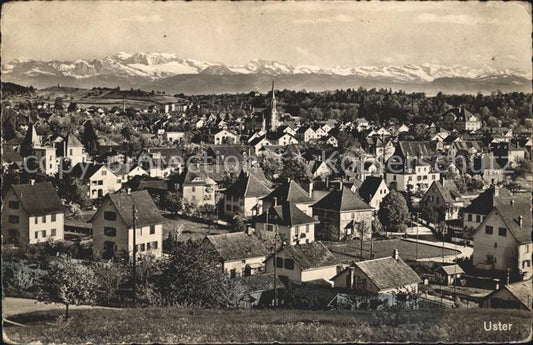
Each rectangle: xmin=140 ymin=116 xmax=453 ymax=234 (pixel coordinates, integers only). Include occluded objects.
xmin=308 ymin=181 xmax=313 ymax=198
xmin=29 ymin=179 xmax=35 ymax=186
xmin=273 ymin=197 xmax=278 ymax=207
xmin=518 ymin=215 xmax=523 ymax=227
xmin=393 ymin=248 xmax=399 ymax=261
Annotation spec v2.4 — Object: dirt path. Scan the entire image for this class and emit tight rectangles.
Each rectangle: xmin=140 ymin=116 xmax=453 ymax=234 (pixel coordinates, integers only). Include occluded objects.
xmin=2 ymin=297 xmax=118 ymax=318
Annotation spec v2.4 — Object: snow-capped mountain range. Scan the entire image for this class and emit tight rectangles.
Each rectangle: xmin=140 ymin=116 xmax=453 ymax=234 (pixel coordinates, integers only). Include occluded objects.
xmin=2 ymin=52 xmax=530 ymax=95
xmin=3 ymin=52 xmax=528 ymax=82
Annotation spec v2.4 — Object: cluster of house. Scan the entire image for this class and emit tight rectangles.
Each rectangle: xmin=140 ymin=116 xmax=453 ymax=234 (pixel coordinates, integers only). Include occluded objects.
xmin=2 ymin=87 xmax=532 ymax=310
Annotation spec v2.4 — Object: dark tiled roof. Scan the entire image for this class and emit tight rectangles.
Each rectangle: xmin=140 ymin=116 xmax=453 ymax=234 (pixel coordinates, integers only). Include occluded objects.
xmin=254 ymin=202 xmax=318 ymax=227
xmin=2 ymin=150 xmax=23 ymax=165
xmin=313 ymin=186 xmax=373 ymax=212
xmin=225 ymin=170 xmax=272 ymax=198
xmin=504 ymin=281 xmax=532 ymax=310
xmin=238 ymin=273 xmax=285 ymax=293
xmin=104 ymin=190 xmax=165 ymax=228
xmin=70 ymin=163 xmax=112 ymax=179
xmin=354 ymin=257 xmax=421 ymax=291
xmin=463 ymin=187 xmax=512 ymax=215
xmin=276 ymin=242 xmax=339 ymax=270
xmin=491 ymin=197 xmax=532 ymax=244
xmin=11 ymin=182 xmax=63 ymax=216
xmin=206 ymin=232 xmax=269 ymax=261
xmin=262 ymin=179 xmax=313 ymax=204
xmin=398 ymin=141 xmax=436 ymax=158
xmin=358 ymin=176 xmax=384 ymax=203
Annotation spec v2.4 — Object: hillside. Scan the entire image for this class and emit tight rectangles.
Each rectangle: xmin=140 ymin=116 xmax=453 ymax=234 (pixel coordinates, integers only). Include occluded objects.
xmin=1 ymin=82 xmax=36 ymax=98
xmin=4 ymin=306 xmax=531 ymax=343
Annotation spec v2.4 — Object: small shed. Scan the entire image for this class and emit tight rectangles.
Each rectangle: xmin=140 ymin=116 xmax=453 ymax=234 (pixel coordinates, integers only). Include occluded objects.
xmin=437 ymin=264 xmax=465 ymax=286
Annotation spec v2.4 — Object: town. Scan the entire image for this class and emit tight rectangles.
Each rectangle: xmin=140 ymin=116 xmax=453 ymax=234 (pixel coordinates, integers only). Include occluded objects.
xmin=2 ymin=2 xmax=532 ymax=343
xmin=2 ymin=80 xmax=531 ymax=319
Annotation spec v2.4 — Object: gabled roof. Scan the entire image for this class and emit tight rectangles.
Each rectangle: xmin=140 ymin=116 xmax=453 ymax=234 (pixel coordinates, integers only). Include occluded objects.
xmin=65 ymin=133 xmax=83 ymax=147
xmin=93 ymin=190 xmax=165 ymax=228
xmin=484 ymin=280 xmax=532 ymax=310
xmin=426 ymin=180 xmax=461 ymax=204
xmin=353 ymin=256 xmax=421 ymax=291
xmin=439 ymin=264 xmax=465 ymax=276
xmin=225 ymin=170 xmax=271 ymax=198
xmin=254 ymin=202 xmax=319 ymax=227
xmin=358 ymin=176 xmax=384 ymax=203
xmin=271 ymin=242 xmax=338 ymax=270
xmin=397 ymin=141 xmax=436 ymax=158
xmin=10 ymin=182 xmax=63 ymax=216
xmin=463 ymin=187 xmax=512 ymax=215
xmin=490 ymin=198 xmax=532 ymax=244
xmin=312 ymin=186 xmax=373 ymax=212
xmin=262 ymin=179 xmax=313 ymax=204
xmin=70 ymin=163 xmax=114 ymax=179
xmin=206 ymin=232 xmax=269 ymax=261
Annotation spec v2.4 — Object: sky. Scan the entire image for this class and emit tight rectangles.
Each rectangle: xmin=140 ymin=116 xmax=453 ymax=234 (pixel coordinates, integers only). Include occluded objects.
xmin=2 ymin=1 xmax=531 ymax=73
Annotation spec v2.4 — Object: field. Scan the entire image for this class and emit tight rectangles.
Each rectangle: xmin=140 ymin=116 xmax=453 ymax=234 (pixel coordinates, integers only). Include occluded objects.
xmin=162 ymin=217 xmax=229 ymax=242
xmin=326 ymin=239 xmax=459 ymax=263
xmin=3 ymin=306 xmax=531 ymax=343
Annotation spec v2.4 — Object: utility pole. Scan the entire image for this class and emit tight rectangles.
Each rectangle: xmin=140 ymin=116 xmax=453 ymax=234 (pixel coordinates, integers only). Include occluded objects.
xmin=132 ymin=204 xmax=137 ymax=307
xmin=274 ymin=223 xmax=279 ymax=308
xmin=416 ymin=212 xmax=419 ymax=260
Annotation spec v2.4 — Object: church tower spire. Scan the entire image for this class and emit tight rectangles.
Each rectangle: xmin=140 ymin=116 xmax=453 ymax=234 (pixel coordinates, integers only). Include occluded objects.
xmin=270 ymin=80 xmax=279 ymax=131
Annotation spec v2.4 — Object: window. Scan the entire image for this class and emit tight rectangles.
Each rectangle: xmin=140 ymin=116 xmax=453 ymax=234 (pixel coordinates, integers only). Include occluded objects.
xmin=230 ymin=269 xmax=236 ymax=278
xmin=152 ymin=241 xmax=158 ymax=249
xmin=8 ymin=215 xmax=19 ymax=224
xmin=485 ymin=226 xmax=493 ymax=234
xmin=97 ymin=180 xmax=103 ymax=185
xmin=42 ymin=216 xmax=46 ymax=223
xmin=494 ymin=242 xmax=497 ymax=248
xmin=276 ymin=257 xmax=283 ymax=268
xmin=226 ymin=204 xmax=231 ymax=211
xmin=104 ymin=211 xmax=117 ymax=221
xmin=284 ymin=258 xmax=294 ymax=270
xmin=147 ymin=242 xmax=151 ymax=250
xmin=140 ymin=243 xmax=145 ymax=251
xmin=150 ymin=225 xmax=155 ymax=235
xmin=51 ymin=214 xmax=56 ymax=222
xmin=35 ymin=232 xmax=38 ymax=239
xmin=305 ymin=224 xmax=310 ymax=233
xmin=192 ymin=186 xmax=196 ymax=192
xmin=102 ymin=170 xmax=107 ymax=176
xmin=8 ymin=201 xmax=19 ymax=209
xmin=69 ymin=149 xmax=73 ymax=156
xmin=432 ymin=175 xmax=436 ymax=180
xmin=526 ymin=245 xmax=530 ymax=253
xmin=498 ymin=227 xmax=507 ymax=237
xmin=476 ymin=215 xmax=481 ymax=222
xmin=467 ymin=214 xmax=472 ymax=221
xmin=51 ymin=229 xmax=57 ymax=237
xmin=41 ymin=230 xmax=46 ymax=237
xmin=523 ymin=260 xmax=531 ymax=268
xmin=35 ymin=217 xmax=38 ymax=224
xmin=104 ymin=227 xmax=117 ymax=237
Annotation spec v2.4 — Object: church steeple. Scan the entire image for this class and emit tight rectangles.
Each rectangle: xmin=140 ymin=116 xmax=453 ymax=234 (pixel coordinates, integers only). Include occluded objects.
xmin=270 ymin=80 xmax=279 ymax=131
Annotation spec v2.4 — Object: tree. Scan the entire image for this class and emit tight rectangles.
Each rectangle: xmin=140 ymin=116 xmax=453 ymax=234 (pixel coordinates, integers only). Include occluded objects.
xmin=378 ymin=190 xmax=410 ymax=232
xmin=164 ymin=192 xmax=184 ymax=215
xmin=154 ymin=239 xmax=242 ymax=307
xmin=37 ymin=256 xmax=97 ymax=319
xmin=54 ymin=97 xmax=64 ymax=110
xmin=81 ymin=121 xmax=99 ymax=156
xmin=67 ymin=102 xmax=78 ymax=112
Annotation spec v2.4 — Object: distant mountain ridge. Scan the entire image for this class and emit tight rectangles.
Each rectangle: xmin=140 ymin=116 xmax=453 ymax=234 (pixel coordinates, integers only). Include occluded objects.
xmin=2 ymin=52 xmax=530 ymax=94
